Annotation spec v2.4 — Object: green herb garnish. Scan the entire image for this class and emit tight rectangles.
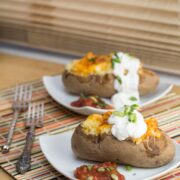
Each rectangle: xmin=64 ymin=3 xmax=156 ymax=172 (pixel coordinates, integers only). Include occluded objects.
xmin=97 ymin=101 xmax=107 ymax=108
xmin=112 ymin=105 xmax=139 ymax=123
xmin=129 ymin=96 xmax=138 ymax=101
xmin=129 ymin=113 xmax=137 ymax=123
xmin=88 ymin=57 xmax=97 ymax=62
xmin=106 ymin=167 xmax=111 ymax=171
xmin=124 ymin=105 xmax=131 ymax=115
xmin=125 ymin=165 xmax=133 ymax=171
xmin=115 ymin=75 xmax=122 ymax=85
xmin=112 ymin=52 xmax=121 ymax=69
xmin=114 ymin=52 xmax=119 ymax=58
xmin=113 ymin=111 xmax=125 ymax=117
xmin=113 ymin=58 xmax=121 ymax=63
xmin=97 ymin=167 xmax=105 ymax=172
xmin=108 ymin=166 xmax=114 ymax=171
xmin=87 ymin=176 xmax=93 ymax=180
xmin=111 ymin=174 xmax=119 ymax=180
xmin=87 ymin=165 xmax=93 ymax=171
xmin=130 ymin=104 xmax=139 ymax=111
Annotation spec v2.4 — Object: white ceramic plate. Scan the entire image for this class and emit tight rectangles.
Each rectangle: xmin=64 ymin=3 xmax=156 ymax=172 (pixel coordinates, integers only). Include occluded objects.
xmin=39 ymin=130 xmax=180 ymax=180
xmin=43 ymin=75 xmax=173 ymax=115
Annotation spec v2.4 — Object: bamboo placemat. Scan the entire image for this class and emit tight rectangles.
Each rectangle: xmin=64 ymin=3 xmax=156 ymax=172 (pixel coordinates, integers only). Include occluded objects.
xmin=0 ymin=79 xmax=180 ymax=180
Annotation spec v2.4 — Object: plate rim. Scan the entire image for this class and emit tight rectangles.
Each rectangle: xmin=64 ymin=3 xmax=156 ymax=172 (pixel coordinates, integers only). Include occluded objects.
xmin=42 ymin=75 xmax=173 ymax=115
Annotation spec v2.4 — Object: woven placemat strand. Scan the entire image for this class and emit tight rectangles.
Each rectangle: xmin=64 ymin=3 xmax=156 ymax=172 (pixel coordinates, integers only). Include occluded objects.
xmin=0 ymin=79 xmax=179 ymax=180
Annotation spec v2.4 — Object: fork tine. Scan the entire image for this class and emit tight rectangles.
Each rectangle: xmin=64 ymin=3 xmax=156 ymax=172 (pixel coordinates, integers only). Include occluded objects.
xmin=35 ymin=103 xmax=44 ymax=128
xmin=22 ymin=84 xmax=32 ymax=110
xmin=26 ymin=102 xmax=44 ymax=128
xmin=26 ymin=103 xmax=32 ymax=127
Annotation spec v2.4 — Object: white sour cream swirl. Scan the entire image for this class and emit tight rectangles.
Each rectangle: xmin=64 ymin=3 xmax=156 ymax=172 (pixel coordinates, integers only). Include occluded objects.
xmin=108 ymin=109 xmax=147 ymax=140
xmin=111 ymin=52 xmax=140 ymax=109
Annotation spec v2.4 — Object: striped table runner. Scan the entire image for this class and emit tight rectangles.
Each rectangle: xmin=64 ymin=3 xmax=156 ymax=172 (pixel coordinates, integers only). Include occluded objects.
xmin=0 ymin=79 xmax=179 ymax=180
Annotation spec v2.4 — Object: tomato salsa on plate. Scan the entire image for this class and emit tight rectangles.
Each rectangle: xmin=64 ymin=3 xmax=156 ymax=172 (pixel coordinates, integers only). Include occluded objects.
xmin=74 ymin=162 xmax=125 ymax=180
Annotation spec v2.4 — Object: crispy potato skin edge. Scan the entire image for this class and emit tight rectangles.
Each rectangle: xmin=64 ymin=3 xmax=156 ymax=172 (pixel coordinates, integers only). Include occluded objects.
xmin=62 ymin=68 xmax=159 ymax=98
xmin=71 ymin=125 xmax=175 ymax=168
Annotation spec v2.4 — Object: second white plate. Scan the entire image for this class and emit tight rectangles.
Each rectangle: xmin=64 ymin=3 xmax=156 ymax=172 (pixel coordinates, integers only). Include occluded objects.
xmin=39 ymin=130 xmax=180 ymax=180
xmin=43 ymin=75 xmax=173 ymax=115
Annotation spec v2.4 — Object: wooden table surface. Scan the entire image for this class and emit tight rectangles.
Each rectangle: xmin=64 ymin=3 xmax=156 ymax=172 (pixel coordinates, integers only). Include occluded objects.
xmin=0 ymin=53 xmax=64 ymax=179
xmin=0 ymin=53 xmax=179 ymax=180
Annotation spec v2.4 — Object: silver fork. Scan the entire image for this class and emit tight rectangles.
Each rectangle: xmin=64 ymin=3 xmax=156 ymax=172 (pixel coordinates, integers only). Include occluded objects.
xmin=2 ymin=84 xmax=32 ymax=153
xmin=16 ymin=102 xmax=44 ymax=174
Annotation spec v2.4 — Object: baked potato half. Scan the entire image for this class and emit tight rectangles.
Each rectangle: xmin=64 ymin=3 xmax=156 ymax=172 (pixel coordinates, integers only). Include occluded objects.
xmin=72 ymin=126 xmax=175 ymax=168
xmin=71 ymin=110 xmax=175 ymax=168
xmin=63 ymin=68 xmax=159 ymax=98
xmin=62 ymin=52 xmax=159 ymax=98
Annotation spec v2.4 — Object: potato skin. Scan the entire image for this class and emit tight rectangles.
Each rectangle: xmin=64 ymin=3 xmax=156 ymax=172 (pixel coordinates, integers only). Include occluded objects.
xmin=62 ymin=68 xmax=159 ymax=98
xmin=71 ymin=125 xmax=175 ymax=168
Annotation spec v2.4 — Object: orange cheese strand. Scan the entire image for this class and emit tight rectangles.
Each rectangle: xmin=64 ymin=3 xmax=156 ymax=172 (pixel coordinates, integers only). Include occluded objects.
xmin=133 ymin=117 xmax=161 ymax=144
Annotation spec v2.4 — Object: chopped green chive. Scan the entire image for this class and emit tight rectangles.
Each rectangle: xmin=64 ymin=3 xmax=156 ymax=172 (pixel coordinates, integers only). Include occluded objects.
xmin=97 ymin=167 xmax=105 ymax=172
xmin=87 ymin=165 xmax=93 ymax=171
xmin=87 ymin=176 xmax=93 ymax=180
xmin=113 ymin=111 xmax=125 ymax=117
xmin=116 ymin=75 xmax=122 ymax=85
xmin=113 ymin=58 xmax=121 ymax=63
xmin=124 ymin=105 xmax=131 ymax=115
xmin=112 ymin=105 xmax=139 ymax=123
xmin=111 ymin=174 xmax=119 ymax=180
xmin=114 ymin=52 xmax=119 ymax=58
xmin=129 ymin=113 xmax=137 ymax=123
xmin=129 ymin=96 xmax=137 ymax=101
xmin=88 ymin=57 xmax=96 ymax=62
xmin=125 ymin=165 xmax=133 ymax=171
xmin=111 ymin=52 xmax=121 ymax=69
xmin=106 ymin=167 xmax=111 ymax=171
xmin=130 ymin=104 xmax=139 ymax=112
xmin=97 ymin=101 xmax=107 ymax=108
xmin=112 ymin=61 xmax=115 ymax=69
xmin=109 ymin=166 xmax=114 ymax=170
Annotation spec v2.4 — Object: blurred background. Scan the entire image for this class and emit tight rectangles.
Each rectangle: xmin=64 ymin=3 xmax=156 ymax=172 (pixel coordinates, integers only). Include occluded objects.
xmin=0 ymin=0 xmax=180 ymax=74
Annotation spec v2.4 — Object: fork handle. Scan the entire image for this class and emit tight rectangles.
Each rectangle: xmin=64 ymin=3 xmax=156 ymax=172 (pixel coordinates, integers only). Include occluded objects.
xmin=16 ymin=125 xmax=35 ymax=174
xmin=2 ymin=109 xmax=19 ymax=153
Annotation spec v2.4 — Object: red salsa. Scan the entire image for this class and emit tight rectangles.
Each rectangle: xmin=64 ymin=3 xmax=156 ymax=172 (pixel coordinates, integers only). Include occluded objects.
xmin=71 ymin=95 xmax=113 ymax=109
xmin=74 ymin=162 xmax=125 ymax=180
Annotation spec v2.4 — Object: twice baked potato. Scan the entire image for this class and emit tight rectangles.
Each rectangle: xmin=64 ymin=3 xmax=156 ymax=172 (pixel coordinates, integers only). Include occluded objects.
xmin=62 ymin=52 xmax=159 ymax=98
xmin=71 ymin=109 xmax=175 ymax=168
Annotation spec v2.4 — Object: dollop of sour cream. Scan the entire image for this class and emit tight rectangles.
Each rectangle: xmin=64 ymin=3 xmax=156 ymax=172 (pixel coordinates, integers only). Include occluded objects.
xmin=108 ymin=108 xmax=147 ymax=140
xmin=111 ymin=52 xmax=140 ymax=109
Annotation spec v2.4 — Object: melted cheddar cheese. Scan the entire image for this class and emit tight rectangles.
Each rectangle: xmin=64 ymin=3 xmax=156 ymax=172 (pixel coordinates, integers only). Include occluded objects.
xmin=132 ymin=117 xmax=161 ymax=144
xmin=81 ymin=113 xmax=111 ymax=135
xmin=81 ymin=113 xmax=161 ymax=144
xmin=66 ymin=52 xmax=113 ymax=76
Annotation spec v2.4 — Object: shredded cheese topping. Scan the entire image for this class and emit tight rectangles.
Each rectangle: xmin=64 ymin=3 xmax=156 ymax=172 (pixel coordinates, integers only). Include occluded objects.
xmin=132 ymin=117 xmax=161 ymax=144
xmin=81 ymin=112 xmax=161 ymax=144
xmin=67 ymin=52 xmax=112 ymax=76
xmin=81 ymin=113 xmax=112 ymax=135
